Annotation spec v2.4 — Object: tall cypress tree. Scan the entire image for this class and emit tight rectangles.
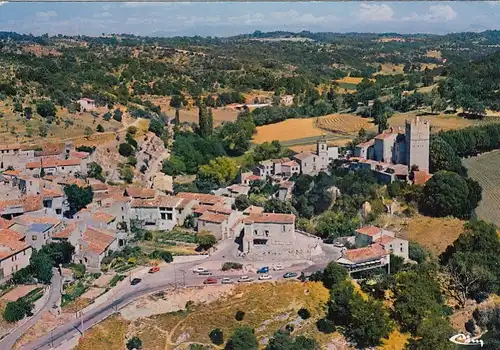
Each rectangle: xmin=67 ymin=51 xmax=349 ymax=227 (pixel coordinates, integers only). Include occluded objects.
xmin=207 ymin=108 xmax=214 ymax=136
xmin=198 ymin=104 xmax=213 ymax=138
xmin=175 ymin=108 xmax=180 ymax=125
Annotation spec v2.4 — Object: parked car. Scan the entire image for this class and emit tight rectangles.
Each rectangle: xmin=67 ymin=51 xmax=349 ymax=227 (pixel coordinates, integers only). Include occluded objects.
xmin=203 ymin=278 xmax=217 ymax=284
xmin=238 ymin=276 xmax=254 ymax=283
xmin=221 ymin=277 xmax=234 ymax=284
xmin=149 ymin=266 xmax=160 ymax=273
xmin=130 ymin=278 xmax=142 ymax=285
xmin=259 ymin=274 xmax=272 ymax=280
xmin=198 ymin=270 xmax=213 ymax=276
xmin=273 ymin=264 xmax=284 ymax=271
xmin=257 ymin=266 xmax=269 ymax=274
xmin=333 ymin=242 xmax=345 ymax=248
xmin=193 ymin=267 xmax=207 ymax=274
xmin=283 ymin=272 xmax=298 ymax=279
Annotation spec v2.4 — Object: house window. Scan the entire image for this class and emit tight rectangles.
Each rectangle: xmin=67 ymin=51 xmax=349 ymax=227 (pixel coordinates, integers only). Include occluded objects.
xmin=32 ymin=235 xmax=37 ymax=241
xmin=167 ymin=213 xmax=173 ymax=220
xmin=161 ymin=213 xmax=166 ymax=220
xmin=56 ymin=209 xmax=62 ymax=215
xmin=265 ymin=230 xmax=269 ymax=237
xmin=400 ymin=246 xmax=404 ymax=252
xmin=254 ymin=230 xmax=258 ymax=235
xmin=282 ymin=225 xmax=286 ymax=232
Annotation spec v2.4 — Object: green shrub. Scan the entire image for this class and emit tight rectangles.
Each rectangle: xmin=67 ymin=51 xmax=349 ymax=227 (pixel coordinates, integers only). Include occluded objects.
xmin=3 ymin=299 xmax=33 ymax=323
xmin=126 ymin=336 xmax=142 ymax=350
xmin=221 ymin=262 xmax=243 ymax=271
xmin=209 ymin=328 xmax=224 ymax=345
xmin=235 ymin=310 xmax=245 ymax=321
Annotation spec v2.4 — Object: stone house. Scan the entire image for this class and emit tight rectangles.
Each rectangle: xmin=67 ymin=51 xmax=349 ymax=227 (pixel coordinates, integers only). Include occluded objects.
xmin=337 ymin=244 xmax=390 ymax=273
xmin=277 ymin=181 xmax=294 ymax=201
xmin=197 ymin=207 xmax=241 ymax=240
xmin=212 ymin=184 xmax=250 ymax=199
xmin=354 ymin=225 xmax=409 ymax=260
xmin=74 ymin=226 xmax=118 ymax=270
xmin=0 ymin=228 xmax=32 ymax=280
xmin=176 ymin=192 xmax=232 ymax=209
xmin=92 ymin=191 xmax=131 ymax=232
xmin=293 ymin=139 xmax=338 ymax=175
xmin=76 ymin=98 xmax=96 ymax=112
xmin=130 ymin=195 xmax=183 ymax=231
xmin=280 ymin=160 xmax=300 ymax=177
xmin=10 ymin=214 xmax=61 ymax=251
xmin=239 ymin=213 xmax=296 ymax=254
xmin=0 ymin=145 xmax=35 ymax=171
xmin=25 ymin=158 xmax=83 ymax=177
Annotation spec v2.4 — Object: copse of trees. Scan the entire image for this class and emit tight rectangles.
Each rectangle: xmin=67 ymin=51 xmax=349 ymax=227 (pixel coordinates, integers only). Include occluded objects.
xmin=436 ymin=123 xmax=500 ymax=158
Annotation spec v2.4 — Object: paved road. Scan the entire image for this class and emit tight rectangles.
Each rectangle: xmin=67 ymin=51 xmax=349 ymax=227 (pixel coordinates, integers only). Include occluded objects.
xmin=1 ymin=268 xmax=61 ymax=350
xmin=21 ymin=264 xmax=308 ymax=350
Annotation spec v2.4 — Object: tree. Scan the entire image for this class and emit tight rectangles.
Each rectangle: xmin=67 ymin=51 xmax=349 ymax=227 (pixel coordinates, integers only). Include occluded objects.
xmin=442 ymin=252 xmax=496 ymax=308
xmin=120 ymin=165 xmax=134 ymax=184
xmin=198 ymin=157 xmax=237 ymax=186
xmin=198 ymin=104 xmax=213 ymax=138
xmin=327 ymin=280 xmax=356 ymax=326
xmin=64 ymin=184 xmax=93 ymax=216
xmin=266 ymin=331 xmax=294 ymax=350
xmin=405 ymin=315 xmax=455 ymax=350
xmin=96 ymin=124 xmax=104 ymax=132
xmin=197 ymin=232 xmax=217 ymax=250
xmin=227 ymin=327 xmax=258 ymax=350
xmin=175 ymin=108 xmax=180 ymax=125
xmin=87 ymin=162 xmax=105 ymax=182
xmin=41 ymin=241 xmax=75 ymax=265
xmin=419 ymin=171 xmax=472 ymax=219
xmin=315 ymin=210 xmax=359 ymax=239
xmin=162 ymin=156 xmax=186 ymax=176
xmin=148 ymin=117 xmax=164 ymax=137
xmin=30 ymin=250 xmax=53 ymax=283
xmin=235 ymin=195 xmax=251 ymax=211
xmin=113 ymin=109 xmax=123 ymax=122
xmin=119 ymin=143 xmax=135 ymax=157
xmin=128 ymin=156 xmax=137 ymax=167
xmin=24 ymin=106 xmax=33 ymax=119
xmin=408 ymin=242 xmax=429 ymax=264
xmin=345 ymin=295 xmax=392 ymax=348
xmin=429 ymin=136 xmax=467 ymax=176
xmin=126 ymin=336 xmax=142 ymax=350
xmin=170 ymin=94 xmax=185 ymax=109
xmin=38 ymin=123 xmax=48 ymax=137
xmin=3 ymin=299 xmax=32 ymax=323
xmin=36 ymin=100 xmax=56 ymax=118
xmin=209 ymin=328 xmax=224 ymax=345
xmin=321 ymin=261 xmax=348 ymax=289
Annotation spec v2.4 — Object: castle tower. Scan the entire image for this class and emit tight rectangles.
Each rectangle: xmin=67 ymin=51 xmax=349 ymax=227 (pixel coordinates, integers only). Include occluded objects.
xmin=317 ymin=137 xmax=328 ymax=157
xmin=405 ymin=117 xmax=430 ymax=172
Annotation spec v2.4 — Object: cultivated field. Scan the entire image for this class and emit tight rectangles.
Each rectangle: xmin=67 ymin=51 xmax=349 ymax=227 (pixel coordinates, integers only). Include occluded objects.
xmin=463 ymin=150 xmax=500 ymax=227
xmin=316 ymin=113 xmax=375 ymax=135
xmin=253 ymin=118 xmax=327 ymax=144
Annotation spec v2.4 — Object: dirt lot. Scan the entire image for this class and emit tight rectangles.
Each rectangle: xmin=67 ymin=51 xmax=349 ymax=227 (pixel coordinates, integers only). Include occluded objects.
xmin=0 ymin=285 xmax=38 ymax=302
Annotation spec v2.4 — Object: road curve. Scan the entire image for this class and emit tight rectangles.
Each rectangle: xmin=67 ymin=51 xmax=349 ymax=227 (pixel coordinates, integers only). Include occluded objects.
xmin=0 ymin=269 xmax=61 ymax=350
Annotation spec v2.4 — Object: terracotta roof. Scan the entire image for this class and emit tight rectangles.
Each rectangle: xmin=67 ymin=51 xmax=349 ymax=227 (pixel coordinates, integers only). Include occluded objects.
xmin=0 ymin=218 xmax=12 ymax=229
xmin=125 ymin=187 xmax=156 ymax=199
xmin=227 ymin=184 xmax=249 ymax=194
xmin=0 ymin=144 xmax=21 ymax=151
xmin=413 ymin=171 xmax=433 ymax=186
xmin=176 ymin=192 xmax=226 ymax=206
xmin=35 ymin=150 xmax=62 ymax=157
xmin=356 ymin=226 xmax=382 ymax=237
xmin=243 ymin=213 xmax=295 ymax=224
xmin=293 ymin=152 xmax=314 ymax=161
xmin=177 ymin=198 xmax=193 ymax=209
xmin=246 ymin=175 xmax=262 ymax=182
xmin=42 ymin=187 xmax=64 ymax=198
xmin=79 ymin=98 xmax=95 ymax=102
xmin=343 ymin=244 xmax=388 ymax=264
xmin=281 ymin=161 xmax=299 ymax=167
xmin=2 ymin=170 xmax=21 ymax=177
xmin=0 ymin=228 xmax=24 ymax=242
xmin=81 ymin=227 xmax=116 ymax=255
xmin=23 ymin=195 xmax=43 ymax=212
xmin=92 ymin=212 xmax=116 ymax=223
xmin=0 ymin=232 xmax=30 ymax=260
xmin=90 ymin=183 xmax=108 ymax=192
xmin=243 ymin=206 xmax=264 ymax=215
xmin=52 ymin=223 xmax=77 ymax=239
xmin=16 ymin=215 xmax=60 ymax=226
xmin=130 ymin=195 xmax=182 ymax=208
xmin=375 ymin=132 xmax=397 ymax=140
xmin=376 ymin=235 xmax=396 ymax=245
xmin=69 ymin=151 xmax=90 ymax=159
xmin=198 ymin=212 xmax=228 ymax=224
xmin=279 ymin=181 xmax=295 ymax=189
xmin=356 ymin=139 xmax=375 ymax=148
xmin=271 ymin=157 xmax=291 ymax=164
xmin=26 ymin=157 xmax=82 ymax=169
xmin=56 ymin=177 xmax=87 ymax=187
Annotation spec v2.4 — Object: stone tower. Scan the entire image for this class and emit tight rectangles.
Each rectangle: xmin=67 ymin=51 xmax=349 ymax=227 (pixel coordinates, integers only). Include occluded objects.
xmin=405 ymin=117 xmax=430 ymax=172
xmin=317 ymin=137 xmax=328 ymax=169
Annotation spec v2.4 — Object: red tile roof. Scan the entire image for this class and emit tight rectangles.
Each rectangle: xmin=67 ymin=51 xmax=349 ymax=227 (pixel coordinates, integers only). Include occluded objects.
xmin=0 ymin=218 xmax=12 ymax=229
xmin=356 ymin=139 xmax=375 ymax=148
xmin=90 ymin=183 xmax=108 ymax=192
xmin=125 ymin=187 xmax=156 ymax=199
xmin=130 ymin=195 xmax=182 ymax=208
xmin=356 ymin=226 xmax=381 ymax=237
xmin=279 ymin=181 xmax=295 ymax=189
xmin=375 ymin=132 xmax=396 ymax=140
xmin=82 ymin=227 xmax=115 ymax=255
xmin=0 ymin=144 xmax=21 ymax=151
xmin=16 ymin=214 xmax=61 ymax=226
xmin=176 ymin=192 xmax=226 ymax=206
xmin=2 ymin=170 xmax=21 ymax=177
xmin=52 ymin=223 xmax=77 ymax=239
xmin=344 ymin=244 xmax=388 ymax=264
xmin=198 ymin=212 xmax=228 ymax=224
xmin=413 ymin=171 xmax=433 ymax=186
xmin=246 ymin=175 xmax=262 ymax=182
xmin=26 ymin=158 xmax=81 ymax=169
xmin=0 ymin=196 xmax=42 ymax=213
xmin=243 ymin=213 xmax=295 ymax=224
xmin=243 ymin=206 xmax=264 ymax=215
xmin=42 ymin=187 xmax=64 ymax=198
xmin=0 ymin=228 xmax=29 ymax=260
xmin=293 ymin=152 xmax=314 ymax=161
xmin=281 ymin=161 xmax=299 ymax=167
xmin=70 ymin=151 xmax=90 ymax=159
xmin=92 ymin=212 xmax=116 ymax=223
xmin=376 ymin=235 xmax=396 ymax=245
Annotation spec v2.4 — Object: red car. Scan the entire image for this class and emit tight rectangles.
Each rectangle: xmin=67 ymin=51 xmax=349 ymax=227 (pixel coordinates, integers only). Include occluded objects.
xmin=203 ymin=278 xmax=217 ymax=284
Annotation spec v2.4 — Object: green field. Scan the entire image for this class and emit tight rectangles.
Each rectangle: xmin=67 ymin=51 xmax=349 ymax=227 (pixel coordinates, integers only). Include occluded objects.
xmin=463 ymin=150 xmax=500 ymax=227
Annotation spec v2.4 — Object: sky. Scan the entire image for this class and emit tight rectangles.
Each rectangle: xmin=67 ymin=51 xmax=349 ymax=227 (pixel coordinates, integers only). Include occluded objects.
xmin=0 ymin=2 xmax=499 ymax=37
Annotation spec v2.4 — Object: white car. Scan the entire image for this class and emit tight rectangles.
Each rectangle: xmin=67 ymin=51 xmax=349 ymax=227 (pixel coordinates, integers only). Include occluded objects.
xmin=238 ymin=276 xmax=254 ymax=283
xmin=258 ymin=274 xmax=272 ymax=280
xmin=273 ymin=264 xmax=284 ymax=271
xmin=221 ymin=277 xmax=234 ymax=284
xmin=193 ymin=267 xmax=207 ymax=274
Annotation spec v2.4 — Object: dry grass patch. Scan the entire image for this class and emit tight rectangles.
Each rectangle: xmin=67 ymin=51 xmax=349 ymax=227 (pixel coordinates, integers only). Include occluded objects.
xmin=75 ymin=315 xmax=129 ymax=350
xmin=253 ymin=118 xmax=325 ymax=143
xmin=316 ymin=114 xmax=375 ymax=135
xmin=373 ymin=63 xmax=405 ymax=75
xmin=289 ymin=139 xmax=352 ymax=153
xmin=388 ymin=112 xmax=475 ymax=132
xmin=405 ymin=215 xmax=465 ymax=256
xmin=426 ymin=50 xmax=442 ymax=59
xmin=379 ymin=329 xmax=411 ymax=349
